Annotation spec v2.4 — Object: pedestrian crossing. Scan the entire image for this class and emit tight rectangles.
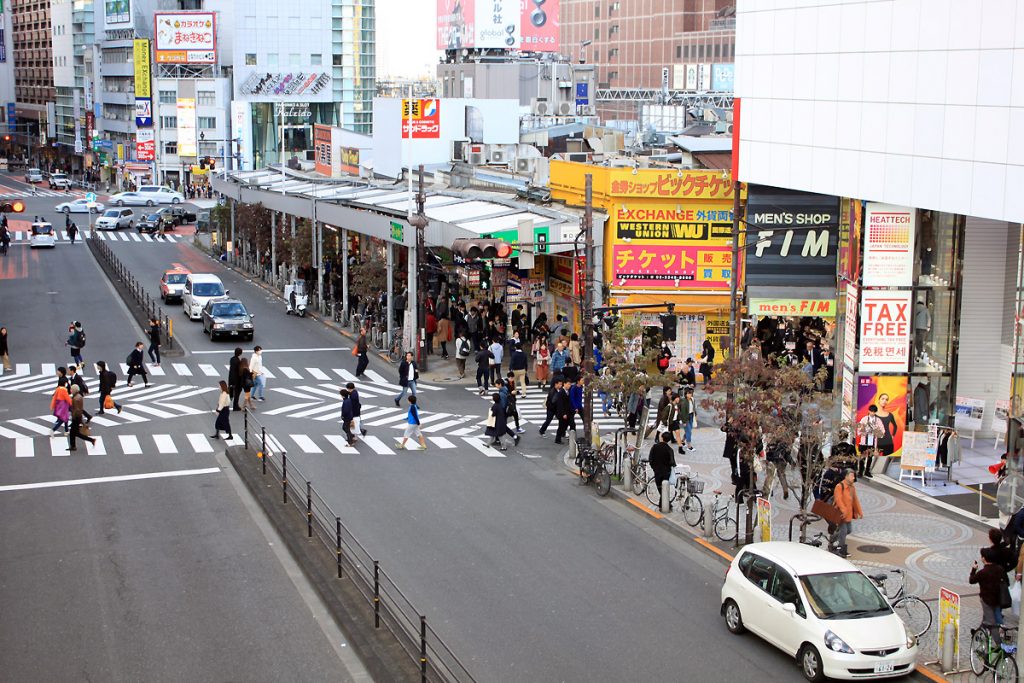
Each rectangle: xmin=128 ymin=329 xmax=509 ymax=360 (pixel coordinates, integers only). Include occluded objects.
xmin=0 ymin=364 xmax=410 ymax=388
xmin=0 ymin=188 xmax=88 ymax=198
xmin=0 ymin=367 xmax=216 ymax=398
xmin=4 ymin=430 xmax=535 ymax=459
xmin=463 ymin=386 xmax=654 ymax=432
xmin=0 ymin=397 xmax=208 ymax=439
xmin=5 ymin=229 xmax=187 ymax=244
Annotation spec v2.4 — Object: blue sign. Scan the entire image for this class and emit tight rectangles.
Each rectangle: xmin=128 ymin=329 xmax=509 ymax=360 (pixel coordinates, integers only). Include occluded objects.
xmin=711 ymin=64 xmax=735 ymax=92
xmin=134 ymin=97 xmax=152 ymax=127
xmin=85 ymin=192 xmax=97 ymax=203
xmin=6 ymin=103 xmax=14 ymax=132
xmin=575 ymin=82 xmax=589 ymax=106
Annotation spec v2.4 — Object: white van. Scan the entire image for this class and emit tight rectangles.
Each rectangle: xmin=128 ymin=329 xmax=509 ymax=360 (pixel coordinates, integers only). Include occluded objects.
xmin=30 ymin=222 xmax=56 ymax=248
xmin=183 ymin=274 xmax=228 ymax=320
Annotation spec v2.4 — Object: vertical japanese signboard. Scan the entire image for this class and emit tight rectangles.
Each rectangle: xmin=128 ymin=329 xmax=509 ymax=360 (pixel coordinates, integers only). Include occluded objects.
xmin=176 ymin=97 xmax=196 ymax=157
xmin=863 ymin=203 xmax=916 ymax=287
xmin=135 ymin=128 xmax=155 ymax=160
xmin=313 ymin=124 xmax=332 ymax=176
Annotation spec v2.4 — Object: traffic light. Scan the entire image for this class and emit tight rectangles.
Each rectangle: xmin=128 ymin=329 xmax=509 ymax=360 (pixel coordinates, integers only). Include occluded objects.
xmin=208 ymin=156 xmax=216 ymax=170
xmin=198 ymin=157 xmax=207 ymax=169
xmin=0 ymin=200 xmax=25 ymax=213
xmin=451 ymin=238 xmax=513 ymax=260
xmin=659 ymin=313 xmax=677 ymax=341
xmin=2 ymin=135 xmax=9 ymax=142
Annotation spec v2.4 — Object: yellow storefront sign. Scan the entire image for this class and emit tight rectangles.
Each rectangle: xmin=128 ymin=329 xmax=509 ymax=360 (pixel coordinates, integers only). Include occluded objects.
xmin=133 ymin=39 xmax=151 ymax=99
xmin=749 ymin=298 xmax=836 ymax=317
xmin=550 ymin=160 xmax=736 ymax=206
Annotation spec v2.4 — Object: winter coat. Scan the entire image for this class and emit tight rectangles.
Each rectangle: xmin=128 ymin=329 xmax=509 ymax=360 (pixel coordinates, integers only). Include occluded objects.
xmin=550 ymin=349 xmax=567 ymax=372
xmin=648 ymin=441 xmax=676 ymax=479
xmin=71 ymin=393 xmax=86 ymax=420
xmin=475 ymin=349 xmax=493 ymax=370
xmin=833 ymin=480 xmax=863 ymax=523
xmin=437 ymin=317 xmax=452 ymax=342
xmin=970 ymin=563 xmax=1009 ymax=609
xmin=51 ymin=386 xmax=71 ymax=421
xmin=485 ymin=402 xmax=509 ymax=437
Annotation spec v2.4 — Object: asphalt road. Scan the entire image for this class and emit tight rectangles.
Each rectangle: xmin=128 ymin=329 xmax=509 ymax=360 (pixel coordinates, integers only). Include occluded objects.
xmin=31 ymin=182 xmax=810 ymax=682
xmin=0 ymin=183 xmax=367 ymax=682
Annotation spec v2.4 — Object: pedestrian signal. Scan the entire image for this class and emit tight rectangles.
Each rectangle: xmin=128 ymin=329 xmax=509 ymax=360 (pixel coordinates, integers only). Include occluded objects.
xmin=451 ymin=238 xmax=513 ymax=260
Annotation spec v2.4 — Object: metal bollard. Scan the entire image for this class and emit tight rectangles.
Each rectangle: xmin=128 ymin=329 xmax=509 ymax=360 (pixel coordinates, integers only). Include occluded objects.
xmin=704 ymin=499 xmax=716 ymax=539
xmin=420 ymin=615 xmax=428 ymax=683
xmin=940 ymin=623 xmax=954 ymax=671
xmin=661 ymin=481 xmax=671 ymax=513
xmin=373 ymin=561 xmax=380 ymax=628
xmin=622 ymin=460 xmax=632 ymax=492
xmin=282 ymin=453 xmax=288 ymax=504
xmin=336 ymin=517 xmax=343 ymax=578
xmin=306 ymin=481 xmax=312 ymax=537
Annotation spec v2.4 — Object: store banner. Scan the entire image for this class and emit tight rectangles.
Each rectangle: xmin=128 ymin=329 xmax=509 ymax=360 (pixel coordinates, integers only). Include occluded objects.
xmin=863 ymin=203 xmax=916 ymax=287
xmin=340 ymin=146 xmax=360 ymax=175
xmin=135 ymin=128 xmax=155 ymax=160
xmin=401 ymin=99 xmax=440 ymax=139
xmin=133 ymin=39 xmax=151 ymax=99
xmin=859 ymin=290 xmax=912 ymax=373
xmin=857 ymin=375 xmax=907 ymax=458
xmin=611 ymin=244 xmax=731 ymax=289
xmin=134 ymin=98 xmax=152 ymax=127
xmin=614 ymin=204 xmax=732 ymax=241
xmin=176 ymin=97 xmax=196 ymax=157
xmin=745 ymin=186 xmax=841 ymax=287
xmin=154 ymin=12 xmax=216 ymax=64
xmin=314 ymin=124 xmax=332 ymax=176
xmin=843 ymin=283 xmax=858 ymax=369
xmin=748 ymin=298 xmax=835 ymax=317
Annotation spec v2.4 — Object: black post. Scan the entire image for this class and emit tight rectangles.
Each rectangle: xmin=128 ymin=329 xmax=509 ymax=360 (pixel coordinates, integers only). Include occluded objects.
xmin=306 ymin=481 xmax=312 ymax=537
xmin=282 ymin=453 xmax=288 ymax=504
xmin=243 ymin=408 xmax=249 ymax=449
xmin=581 ymin=174 xmax=595 ymax=445
xmin=336 ymin=517 xmax=343 ymax=578
xmin=261 ymin=426 xmax=267 ymax=475
xmin=420 ymin=615 xmax=427 ymax=682
xmin=373 ymin=561 xmax=380 ymax=628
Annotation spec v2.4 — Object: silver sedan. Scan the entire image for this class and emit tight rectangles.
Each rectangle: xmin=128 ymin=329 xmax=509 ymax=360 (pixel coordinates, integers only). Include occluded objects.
xmin=109 ymin=191 xmax=153 ymax=207
xmin=54 ymin=198 xmax=105 ymax=214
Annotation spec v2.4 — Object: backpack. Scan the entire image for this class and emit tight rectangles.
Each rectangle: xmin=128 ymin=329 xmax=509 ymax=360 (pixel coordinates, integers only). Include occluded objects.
xmin=126 ymin=353 xmax=135 ymax=367
xmin=458 ymin=339 xmax=471 ymax=358
xmin=77 ymin=329 xmax=86 ymax=347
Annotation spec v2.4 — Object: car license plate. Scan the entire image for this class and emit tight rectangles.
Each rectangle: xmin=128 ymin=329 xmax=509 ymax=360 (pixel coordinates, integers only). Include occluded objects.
xmin=230 ymin=331 xmax=239 ymax=335
xmin=873 ymin=662 xmax=894 ymax=674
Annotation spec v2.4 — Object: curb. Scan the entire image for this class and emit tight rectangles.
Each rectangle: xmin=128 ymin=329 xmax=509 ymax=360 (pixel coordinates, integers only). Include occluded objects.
xmin=559 ymin=448 xmax=949 ymax=683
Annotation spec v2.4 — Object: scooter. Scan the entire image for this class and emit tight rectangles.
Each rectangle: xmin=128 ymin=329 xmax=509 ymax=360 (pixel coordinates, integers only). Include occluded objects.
xmin=284 ymin=279 xmax=308 ymax=318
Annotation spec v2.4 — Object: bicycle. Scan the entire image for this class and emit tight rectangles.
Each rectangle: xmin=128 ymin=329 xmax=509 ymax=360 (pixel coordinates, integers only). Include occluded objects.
xmin=387 ymin=329 xmax=404 ymax=363
xmin=623 ymin=445 xmax=649 ymax=496
xmin=866 ymin=569 xmax=932 ymax=639
xmin=575 ymin=446 xmax=611 ymax=497
xmin=970 ymin=625 xmax=1018 ymax=681
xmin=682 ymin=488 xmax=738 ymax=542
xmin=646 ymin=465 xmax=693 ymax=508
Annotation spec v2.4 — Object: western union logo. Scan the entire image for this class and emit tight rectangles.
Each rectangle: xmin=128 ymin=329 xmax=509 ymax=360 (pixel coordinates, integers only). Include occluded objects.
xmin=616 ymin=221 xmax=732 ymax=241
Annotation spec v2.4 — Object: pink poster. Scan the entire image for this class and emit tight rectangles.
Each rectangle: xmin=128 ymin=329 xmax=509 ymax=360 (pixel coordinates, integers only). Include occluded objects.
xmin=520 ymin=0 xmax=559 ymax=52
xmin=611 ymin=244 xmax=732 ymax=290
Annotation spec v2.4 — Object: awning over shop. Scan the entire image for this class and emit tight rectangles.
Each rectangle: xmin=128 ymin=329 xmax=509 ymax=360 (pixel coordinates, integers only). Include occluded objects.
xmin=608 ymin=290 xmax=732 ymax=314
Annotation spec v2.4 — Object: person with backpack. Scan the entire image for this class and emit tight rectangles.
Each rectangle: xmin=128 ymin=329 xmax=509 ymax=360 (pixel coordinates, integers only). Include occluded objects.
xmin=66 ymin=322 xmax=85 ymax=367
xmin=95 ymin=361 xmax=122 ymax=414
xmin=126 ymin=342 xmax=149 ymax=387
xmin=454 ymin=331 xmax=472 ymax=379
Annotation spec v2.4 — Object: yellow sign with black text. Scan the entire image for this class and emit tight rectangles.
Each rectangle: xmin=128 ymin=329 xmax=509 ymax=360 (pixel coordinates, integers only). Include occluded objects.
xmin=133 ymin=39 xmax=151 ymax=99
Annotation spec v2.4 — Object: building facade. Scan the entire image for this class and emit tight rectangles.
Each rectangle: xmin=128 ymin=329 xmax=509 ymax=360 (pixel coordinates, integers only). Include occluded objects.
xmin=10 ymin=0 xmax=55 ymax=156
xmin=0 ymin=0 xmax=14 ymax=136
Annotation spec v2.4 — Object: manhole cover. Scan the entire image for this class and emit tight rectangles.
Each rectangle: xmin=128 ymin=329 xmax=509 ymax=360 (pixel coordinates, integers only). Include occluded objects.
xmin=857 ymin=544 xmax=890 ymax=554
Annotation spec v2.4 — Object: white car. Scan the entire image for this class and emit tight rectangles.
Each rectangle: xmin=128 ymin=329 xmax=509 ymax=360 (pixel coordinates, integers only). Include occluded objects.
xmin=48 ymin=173 xmax=72 ymax=190
xmin=55 ymin=198 xmax=105 ymax=214
xmin=30 ymin=221 xmax=56 ymax=248
xmin=136 ymin=185 xmax=184 ymax=205
xmin=721 ymin=542 xmax=917 ymax=681
xmin=94 ymin=208 xmax=135 ymax=230
xmin=109 ymin=191 xmax=152 ymax=207
xmin=25 ymin=168 xmax=43 ymax=183
xmin=183 ymin=273 xmax=228 ymax=321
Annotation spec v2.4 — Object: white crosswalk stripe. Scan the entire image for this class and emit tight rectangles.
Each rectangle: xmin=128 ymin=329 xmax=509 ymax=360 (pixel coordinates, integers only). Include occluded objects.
xmin=324 ymin=434 xmax=358 ymax=454
xmin=119 ymin=435 xmax=143 ymax=455
xmin=4 ymin=432 xmax=221 ymax=457
xmin=290 ymin=434 xmax=322 ymax=454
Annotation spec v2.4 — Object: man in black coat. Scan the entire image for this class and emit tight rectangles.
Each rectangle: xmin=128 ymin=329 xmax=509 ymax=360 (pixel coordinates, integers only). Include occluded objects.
xmin=126 ymin=342 xmax=149 ymax=387
xmin=393 ymin=352 xmax=419 ymax=406
xmin=67 ymin=364 xmax=92 ymax=423
xmin=474 ymin=347 xmax=493 ymax=394
xmin=96 ymin=361 xmax=122 ymax=414
xmin=649 ymin=432 xmax=677 ymax=509
xmin=554 ymin=380 xmax=574 ymax=445
xmin=340 ymin=389 xmax=356 ymax=446
xmin=538 ymin=379 xmax=561 ymax=437
xmin=228 ymin=347 xmax=243 ymax=410
xmin=346 ymin=382 xmax=367 ymax=436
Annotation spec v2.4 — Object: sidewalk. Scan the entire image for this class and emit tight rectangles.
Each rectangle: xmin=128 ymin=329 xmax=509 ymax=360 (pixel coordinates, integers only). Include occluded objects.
xmin=579 ymin=424 xmax=1007 ymax=682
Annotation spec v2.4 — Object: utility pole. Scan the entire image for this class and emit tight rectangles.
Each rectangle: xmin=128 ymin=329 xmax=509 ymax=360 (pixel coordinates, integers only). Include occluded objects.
xmin=728 ymin=179 xmax=742 ymax=358
xmin=581 ymin=174 xmax=595 ymax=444
xmin=409 ymin=165 xmax=429 ymax=371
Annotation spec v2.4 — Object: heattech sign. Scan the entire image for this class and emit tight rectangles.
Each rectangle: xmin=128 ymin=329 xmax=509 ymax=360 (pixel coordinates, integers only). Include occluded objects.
xmin=744 ymin=185 xmax=840 ymax=287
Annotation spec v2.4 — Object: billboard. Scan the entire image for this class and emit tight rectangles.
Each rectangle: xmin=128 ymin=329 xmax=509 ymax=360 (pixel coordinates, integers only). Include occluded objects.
xmin=340 ymin=146 xmax=360 ymax=175
xmin=105 ymin=0 xmax=131 ymax=28
xmin=235 ymin=71 xmax=331 ymax=102
xmin=863 ymin=203 xmax=916 ymax=287
xmin=133 ymin=39 xmax=151 ymax=99
xmin=857 ymin=375 xmax=907 ymax=459
xmin=859 ymin=289 xmax=912 ymax=373
xmin=176 ymin=97 xmax=196 ymax=157
xmin=154 ymin=12 xmax=216 ymax=64
xmin=314 ymin=125 xmax=332 ymax=176
xmin=437 ymin=0 xmax=558 ymax=52
xmin=711 ymin=63 xmax=735 ymax=92
xmin=401 ymin=99 xmax=441 ymax=139
xmin=134 ymin=98 xmax=152 ymax=127
xmin=135 ymin=128 xmax=155 ymax=161
xmin=744 ymin=186 xmax=841 ymax=287
xmin=611 ymin=243 xmax=732 ymax=289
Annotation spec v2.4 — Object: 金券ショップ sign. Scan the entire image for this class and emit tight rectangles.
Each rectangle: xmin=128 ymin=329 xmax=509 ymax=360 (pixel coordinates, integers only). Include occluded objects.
xmin=859 ymin=290 xmax=912 ymax=373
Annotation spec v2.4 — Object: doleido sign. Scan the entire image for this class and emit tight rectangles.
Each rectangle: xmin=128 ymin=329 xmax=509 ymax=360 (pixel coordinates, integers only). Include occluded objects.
xmin=859 ymin=290 xmax=912 ymax=373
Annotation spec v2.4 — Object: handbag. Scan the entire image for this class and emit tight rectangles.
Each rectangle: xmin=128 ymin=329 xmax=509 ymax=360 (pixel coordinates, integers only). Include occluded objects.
xmin=79 ymin=423 xmax=91 ymax=437
xmin=1001 ymin=574 xmax=1013 ymax=609
xmin=103 ymin=395 xmax=115 ymax=410
xmin=485 ymin=411 xmax=496 ymax=428
xmin=811 ymin=499 xmax=843 ymax=526
xmin=351 ymin=346 xmax=359 ymax=357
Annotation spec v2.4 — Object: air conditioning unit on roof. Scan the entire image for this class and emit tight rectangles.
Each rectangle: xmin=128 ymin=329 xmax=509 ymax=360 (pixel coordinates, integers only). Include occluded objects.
xmin=489 ymin=147 xmax=508 ymax=164
xmin=558 ymin=101 xmax=573 ymax=116
xmin=531 ymin=98 xmax=550 ymax=115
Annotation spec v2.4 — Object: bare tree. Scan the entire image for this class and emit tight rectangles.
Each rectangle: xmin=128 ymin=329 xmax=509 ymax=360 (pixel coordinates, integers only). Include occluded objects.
xmin=591 ymin=318 xmax=675 ymax=430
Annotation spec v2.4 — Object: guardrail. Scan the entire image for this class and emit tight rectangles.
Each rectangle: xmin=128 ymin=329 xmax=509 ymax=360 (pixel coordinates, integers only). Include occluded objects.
xmin=243 ymin=410 xmax=476 ymax=683
xmin=91 ymin=237 xmax=176 ymax=351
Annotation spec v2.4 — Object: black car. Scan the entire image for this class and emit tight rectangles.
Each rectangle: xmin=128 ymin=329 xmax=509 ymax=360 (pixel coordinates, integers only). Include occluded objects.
xmin=158 ymin=205 xmax=197 ymax=226
xmin=137 ymin=212 xmax=173 ymax=234
xmin=201 ymin=298 xmax=255 ymax=341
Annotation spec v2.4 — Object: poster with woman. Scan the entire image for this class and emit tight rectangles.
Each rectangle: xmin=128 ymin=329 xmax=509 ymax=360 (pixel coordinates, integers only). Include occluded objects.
xmin=856 ymin=375 xmax=907 ymax=459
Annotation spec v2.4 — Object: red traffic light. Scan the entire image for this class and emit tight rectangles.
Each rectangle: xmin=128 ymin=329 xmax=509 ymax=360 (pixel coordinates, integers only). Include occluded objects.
xmin=2 ymin=135 xmax=10 ymax=142
xmin=452 ymin=238 xmax=513 ymax=260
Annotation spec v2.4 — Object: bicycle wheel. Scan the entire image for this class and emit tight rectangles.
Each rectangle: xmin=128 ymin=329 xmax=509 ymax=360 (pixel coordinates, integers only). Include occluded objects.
xmin=594 ymin=466 xmax=611 ymax=497
xmin=682 ymin=494 xmax=704 ymax=527
xmin=646 ymin=478 xmax=677 ymax=507
xmin=388 ymin=344 xmax=401 ymax=363
xmin=630 ymin=467 xmax=647 ymax=496
xmin=880 ymin=572 xmax=904 ymax=602
xmin=996 ymin=653 xmax=1018 ymax=683
xmin=892 ymin=595 xmax=932 ymax=639
xmin=714 ymin=505 xmax=738 ymax=542
xmin=969 ymin=629 xmax=988 ymax=676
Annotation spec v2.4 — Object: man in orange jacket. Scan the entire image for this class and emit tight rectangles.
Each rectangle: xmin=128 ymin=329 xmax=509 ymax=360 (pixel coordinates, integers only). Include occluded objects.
xmin=833 ymin=469 xmax=863 ymax=558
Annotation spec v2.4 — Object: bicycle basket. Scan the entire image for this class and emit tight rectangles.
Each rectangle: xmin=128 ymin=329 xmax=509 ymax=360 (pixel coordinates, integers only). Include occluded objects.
xmin=686 ymin=479 xmax=705 ymax=495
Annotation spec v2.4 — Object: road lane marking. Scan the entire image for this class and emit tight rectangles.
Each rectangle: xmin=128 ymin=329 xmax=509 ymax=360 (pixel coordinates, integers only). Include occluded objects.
xmin=41 ymin=363 xmax=56 ymax=375
xmin=290 ymin=403 xmax=342 ymax=419
xmin=279 ymin=366 xmax=302 ymax=379
xmin=172 ymin=363 xmax=192 ymax=376
xmin=122 ymin=403 xmax=178 ymax=419
xmin=51 ymin=438 xmax=70 ymax=456
xmin=198 ymin=364 xmax=219 ymax=377
xmin=189 ymin=347 xmax=351 ymax=355
xmin=324 ymin=434 xmax=358 ymax=454
xmin=262 ymin=401 xmax=320 ymax=415
xmin=0 ymin=467 xmax=221 ymax=492
xmin=0 ymin=425 xmax=27 ymax=438
xmin=141 ymin=233 xmax=153 ymax=242
xmin=85 ymin=436 xmax=106 ymax=456
xmin=11 ymin=419 xmax=51 ymax=435
xmin=149 ymin=365 xmax=166 ymax=376
xmin=362 ymin=435 xmax=394 ymax=455
xmin=15 ymin=438 xmax=33 ymax=457
xmin=119 ymin=435 xmax=143 ymax=454
xmin=428 ymin=436 xmax=455 ymax=449
xmin=153 ymin=434 xmax=176 ymax=453
xmin=290 ymin=434 xmax=322 ymax=454
xmin=463 ymin=436 xmax=505 ymax=458
xmin=306 ymin=367 xmax=330 ymax=380
xmin=187 ymin=434 xmax=214 ymax=453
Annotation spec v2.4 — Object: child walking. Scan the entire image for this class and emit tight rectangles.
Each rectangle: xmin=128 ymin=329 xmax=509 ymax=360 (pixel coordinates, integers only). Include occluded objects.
xmin=396 ymin=395 xmax=427 ymax=450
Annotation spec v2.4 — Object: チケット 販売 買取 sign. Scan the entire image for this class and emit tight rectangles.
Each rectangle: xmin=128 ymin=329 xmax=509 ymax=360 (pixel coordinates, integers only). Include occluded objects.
xmin=859 ymin=290 xmax=912 ymax=373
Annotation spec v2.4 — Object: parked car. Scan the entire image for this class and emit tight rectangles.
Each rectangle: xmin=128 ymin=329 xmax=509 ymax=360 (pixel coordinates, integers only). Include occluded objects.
xmin=48 ymin=173 xmax=72 ymax=190
xmin=136 ymin=212 xmax=173 ymax=234
xmin=196 ymin=209 xmax=212 ymax=233
xmin=160 ymin=268 xmax=190 ymax=303
xmin=136 ymin=185 xmax=184 ymax=205
xmin=55 ymin=198 xmax=105 ymax=214
xmin=201 ymin=298 xmax=255 ymax=341
xmin=183 ymin=273 xmax=228 ymax=320
xmin=25 ymin=168 xmax=43 ymax=183
xmin=721 ymin=542 xmax=917 ymax=682
xmin=94 ymin=208 xmax=134 ymax=230
xmin=157 ymin=205 xmax=196 ymax=226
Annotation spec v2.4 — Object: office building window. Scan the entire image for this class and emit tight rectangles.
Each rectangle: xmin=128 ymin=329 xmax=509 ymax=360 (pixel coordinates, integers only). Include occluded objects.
xmin=197 ymin=91 xmax=216 ymax=106
xmin=245 ymin=53 xmax=256 ymax=65
xmin=290 ymin=53 xmax=300 ymax=67
xmin=198 ymin=116 xmax=216 ymax=129
xmin=311 ymin=53 xmax=322 ymax=66
xmin=594 ymin=28 xmax=599 ymax=40
xmin=267 ymin=53 xmax=278 ymax=67
xmin=164 ymin=142 xmax=177 ymax=155
xmin=158 ymin=90 xmax=176 ymax=104
xmin=160 ymin=115 xmax=177 ymax=128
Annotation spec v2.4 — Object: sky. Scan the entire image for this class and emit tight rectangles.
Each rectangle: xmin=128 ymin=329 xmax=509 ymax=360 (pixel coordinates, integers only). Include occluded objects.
xmin=376 ymin=1 xmax=441 ymax=79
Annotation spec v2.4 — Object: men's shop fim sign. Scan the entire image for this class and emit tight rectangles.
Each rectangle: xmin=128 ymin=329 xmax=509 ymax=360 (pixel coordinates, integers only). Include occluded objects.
xmin=749 ymin=298 xmax=836 ymax=317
